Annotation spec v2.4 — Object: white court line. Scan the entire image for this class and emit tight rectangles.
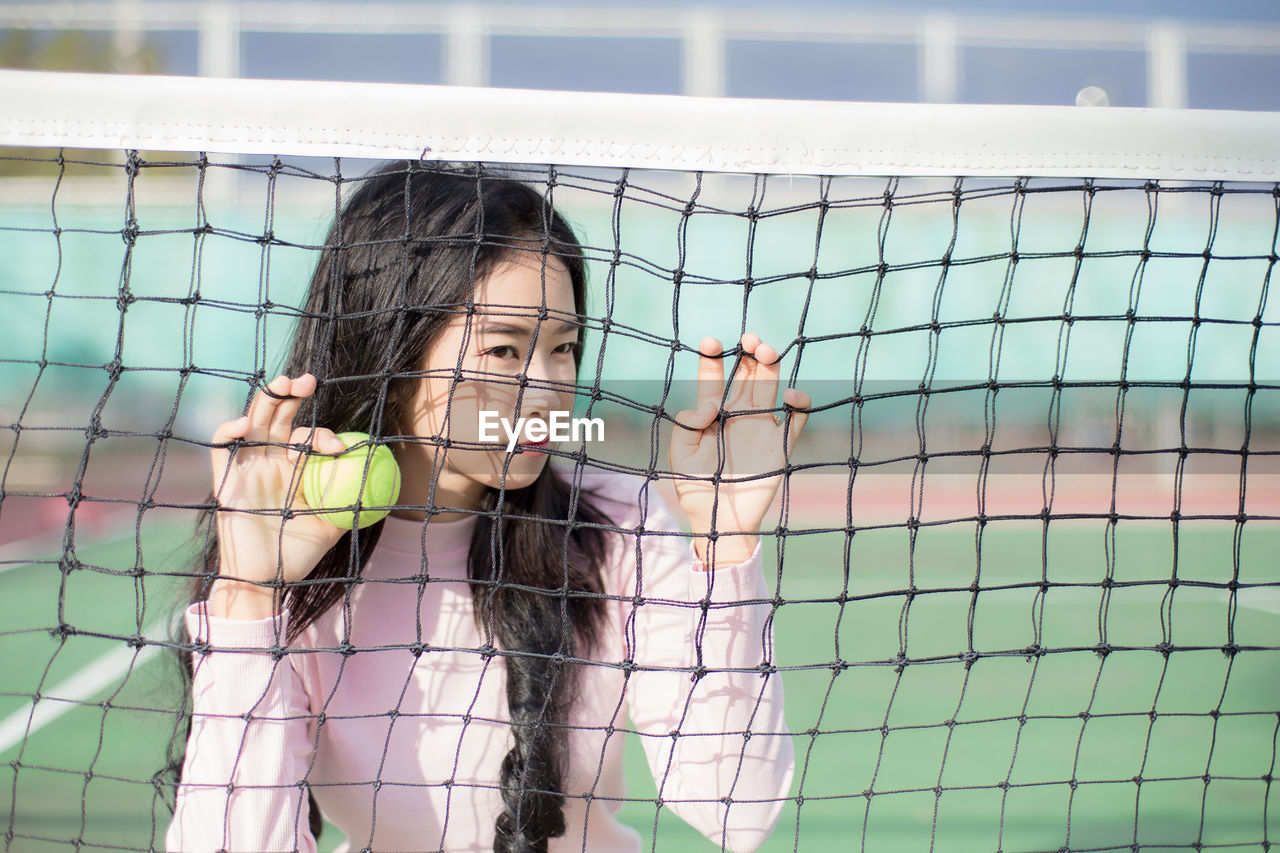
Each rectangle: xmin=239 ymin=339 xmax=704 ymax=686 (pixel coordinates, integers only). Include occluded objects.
xmin=0 ymin=628 xmax=164 ymax=756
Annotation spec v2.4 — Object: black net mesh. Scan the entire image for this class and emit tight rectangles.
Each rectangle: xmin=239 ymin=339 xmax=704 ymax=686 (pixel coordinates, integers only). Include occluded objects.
xmin=0 ymin=151 xmax=1277 ymax=852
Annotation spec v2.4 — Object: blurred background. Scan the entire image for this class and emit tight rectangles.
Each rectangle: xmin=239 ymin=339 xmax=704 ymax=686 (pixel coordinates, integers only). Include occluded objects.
xmin=1 ymin=0 xmax=1279 ymax=109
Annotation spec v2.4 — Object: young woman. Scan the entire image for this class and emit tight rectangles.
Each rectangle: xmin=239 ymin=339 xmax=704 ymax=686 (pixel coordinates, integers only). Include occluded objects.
xmin=167 ymin=162 xmax=809 ymax=853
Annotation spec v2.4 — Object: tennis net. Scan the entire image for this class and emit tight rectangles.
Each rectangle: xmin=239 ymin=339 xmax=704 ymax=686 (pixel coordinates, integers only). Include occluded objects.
xmin=1 ymin=69 xmax=1278 ymax=852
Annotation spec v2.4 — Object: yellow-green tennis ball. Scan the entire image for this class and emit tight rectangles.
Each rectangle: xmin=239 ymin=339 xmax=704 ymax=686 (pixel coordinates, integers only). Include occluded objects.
xmin=302 ymin=431 xmax=402 ymax=529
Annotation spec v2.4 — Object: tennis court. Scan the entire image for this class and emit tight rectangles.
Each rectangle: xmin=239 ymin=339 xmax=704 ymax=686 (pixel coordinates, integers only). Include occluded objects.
xmin=3 ymin=469 xmax=1277 ymax=851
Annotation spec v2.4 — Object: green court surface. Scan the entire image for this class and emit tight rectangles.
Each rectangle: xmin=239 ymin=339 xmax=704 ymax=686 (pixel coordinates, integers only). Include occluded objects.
xmin=2 ymin=516 xmax=1277 ymax=852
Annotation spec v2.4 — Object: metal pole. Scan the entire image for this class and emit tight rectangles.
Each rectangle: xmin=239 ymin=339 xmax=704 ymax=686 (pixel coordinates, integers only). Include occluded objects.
xmin=1147 ymin=21 xmax=1188 ymax=109
xmin=683 ymin=7 xmax=726 ymax=98
xmin=921 ymin=13 xmax=959 ymax=103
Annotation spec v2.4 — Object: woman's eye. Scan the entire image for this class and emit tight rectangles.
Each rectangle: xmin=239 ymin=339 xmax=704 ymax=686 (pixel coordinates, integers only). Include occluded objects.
xmin=553 ymin=341 xmax=581 ymax=356
xmin=485 ymin=345 xmax=519 ymax=360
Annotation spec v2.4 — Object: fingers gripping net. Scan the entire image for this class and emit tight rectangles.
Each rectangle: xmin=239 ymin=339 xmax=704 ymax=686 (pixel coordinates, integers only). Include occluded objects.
xmin=1 ymin=73 xmax=1279 ymax=853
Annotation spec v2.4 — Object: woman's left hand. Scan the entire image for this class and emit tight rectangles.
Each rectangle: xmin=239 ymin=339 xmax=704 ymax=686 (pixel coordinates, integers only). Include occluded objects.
xmin=669 ymin=334 xmax=810 ymax=567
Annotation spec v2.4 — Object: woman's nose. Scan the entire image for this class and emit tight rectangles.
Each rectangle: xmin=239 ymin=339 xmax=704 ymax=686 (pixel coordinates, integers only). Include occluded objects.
xmin=517 ymin=354 xmax=569 ymax=416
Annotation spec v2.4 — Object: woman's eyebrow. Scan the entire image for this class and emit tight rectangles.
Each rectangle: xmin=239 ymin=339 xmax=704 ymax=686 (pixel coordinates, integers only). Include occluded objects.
xmin=475 ymin=318 xmax=582 ymax=335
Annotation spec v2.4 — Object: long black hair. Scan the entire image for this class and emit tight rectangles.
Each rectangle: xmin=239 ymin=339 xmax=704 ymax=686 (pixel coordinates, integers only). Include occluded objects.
xmin=169 ymin=161 xmax=612 ymax=853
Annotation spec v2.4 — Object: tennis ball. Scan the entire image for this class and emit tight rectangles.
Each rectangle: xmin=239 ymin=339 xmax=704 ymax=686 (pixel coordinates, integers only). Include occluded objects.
xmin=302 ymin=431 xmax=402 ymax=529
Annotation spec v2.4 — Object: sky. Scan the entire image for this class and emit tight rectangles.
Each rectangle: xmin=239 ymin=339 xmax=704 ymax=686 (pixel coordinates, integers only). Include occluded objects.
xmin=546 ymin=0 xmax=1280 ymax=20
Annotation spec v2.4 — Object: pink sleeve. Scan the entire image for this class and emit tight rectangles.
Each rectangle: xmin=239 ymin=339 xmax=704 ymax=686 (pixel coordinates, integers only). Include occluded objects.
xmin=621 ymin=488 xmax=795 ymax=853
xmin=166 ymin=603 xmax=317 ymax=853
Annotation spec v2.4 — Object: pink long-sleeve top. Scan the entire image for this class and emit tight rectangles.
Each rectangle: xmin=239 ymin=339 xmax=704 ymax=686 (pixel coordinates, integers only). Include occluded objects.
xmin=167 ymin=473 xmax=794 ymax=853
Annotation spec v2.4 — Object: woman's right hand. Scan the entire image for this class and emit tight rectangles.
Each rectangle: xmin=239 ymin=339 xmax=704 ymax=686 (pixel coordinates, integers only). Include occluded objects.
xmin=206 ymin=373 xmax=348 ymax=620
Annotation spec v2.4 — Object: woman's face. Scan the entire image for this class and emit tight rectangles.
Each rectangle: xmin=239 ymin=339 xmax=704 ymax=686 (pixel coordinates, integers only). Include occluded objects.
xmin=393 ymin=251 xmax=582 ymax=519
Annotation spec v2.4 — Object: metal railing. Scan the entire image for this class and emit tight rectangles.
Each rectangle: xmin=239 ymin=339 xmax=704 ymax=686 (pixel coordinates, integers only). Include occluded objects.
xmin=3 ymin=1 xmax=1280 ymax=106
